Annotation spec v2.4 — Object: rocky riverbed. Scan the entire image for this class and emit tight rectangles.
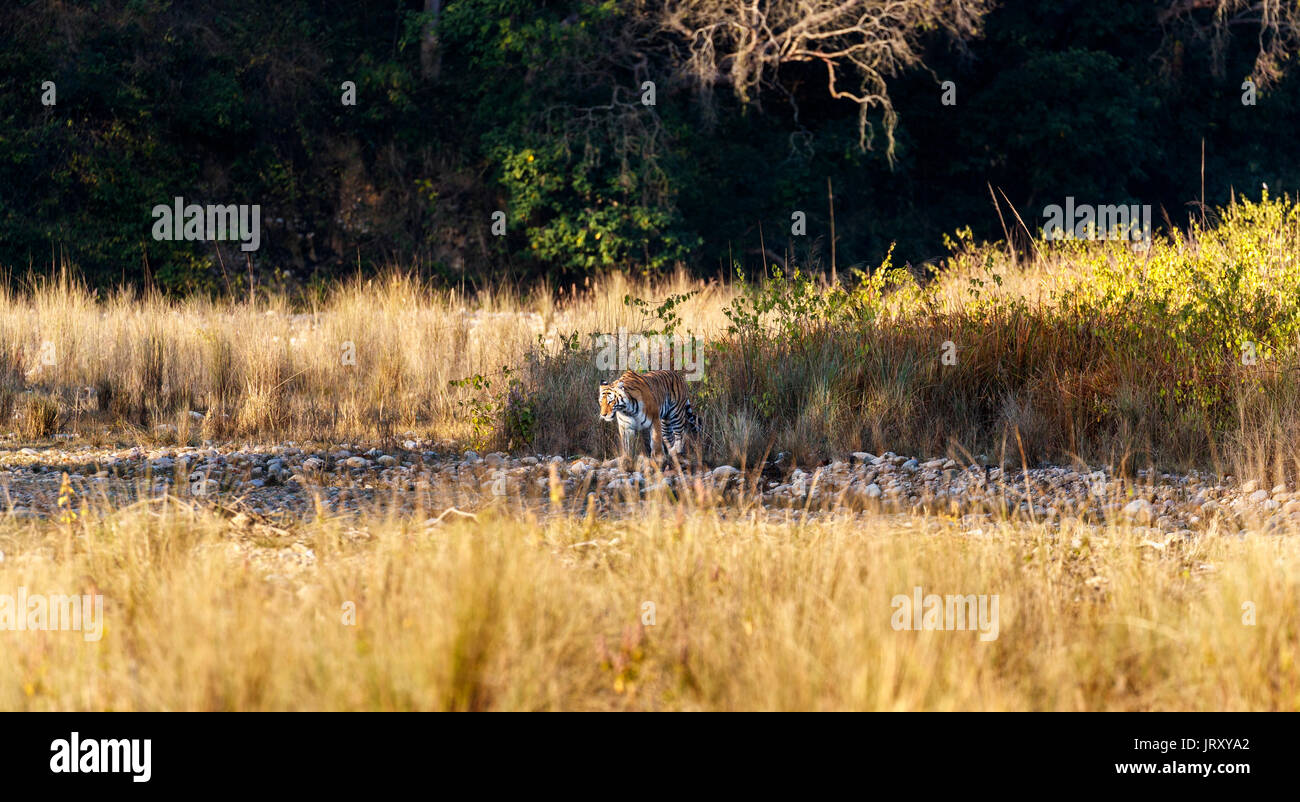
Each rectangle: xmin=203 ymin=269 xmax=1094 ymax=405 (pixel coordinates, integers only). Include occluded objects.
xmin=1 ymin=440 xmax=1298 ymax=538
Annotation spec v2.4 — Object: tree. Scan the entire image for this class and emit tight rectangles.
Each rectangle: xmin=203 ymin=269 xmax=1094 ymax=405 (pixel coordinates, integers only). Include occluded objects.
xmin=421 ymin=0 xmax=444 ymax=80
xmin=644 ymin=0 xmax=994 ymax=163
xmin=1159 ymin=0 xmax=1300 ymax=87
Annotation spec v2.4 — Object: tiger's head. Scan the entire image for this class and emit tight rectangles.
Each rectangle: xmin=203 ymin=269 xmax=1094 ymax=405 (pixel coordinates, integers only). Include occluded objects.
xmin=599 ymin=380 xmax=625 ymax=421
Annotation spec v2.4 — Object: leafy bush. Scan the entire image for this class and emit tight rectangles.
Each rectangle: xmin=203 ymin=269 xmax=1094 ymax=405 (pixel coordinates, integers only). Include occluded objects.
xmin=448 ymin=368 xmax=536 ymax=452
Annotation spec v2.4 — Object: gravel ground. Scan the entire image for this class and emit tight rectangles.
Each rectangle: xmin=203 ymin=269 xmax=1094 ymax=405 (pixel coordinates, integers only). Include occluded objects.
xmin=2 ymin=440 xmax=1298 ymax=538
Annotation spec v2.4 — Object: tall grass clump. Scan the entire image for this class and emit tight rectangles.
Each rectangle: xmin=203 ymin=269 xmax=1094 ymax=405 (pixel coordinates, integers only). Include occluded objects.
xmin=697 ymin=192 xmax=1300 ymax=473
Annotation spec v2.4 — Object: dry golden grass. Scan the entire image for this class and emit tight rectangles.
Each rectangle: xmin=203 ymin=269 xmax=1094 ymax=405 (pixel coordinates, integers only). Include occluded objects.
xmin=1 ymin=492 xmax=1296 ymax=711
xmin=0 ymin=269 xmax=732 ymax=449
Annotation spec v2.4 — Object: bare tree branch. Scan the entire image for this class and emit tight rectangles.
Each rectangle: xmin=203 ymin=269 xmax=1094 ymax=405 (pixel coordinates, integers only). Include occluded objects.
xmin=1159 ymin=0 xmax=1300 ymax=87
xmin=640 ymin=0 xmax=994 ymax=164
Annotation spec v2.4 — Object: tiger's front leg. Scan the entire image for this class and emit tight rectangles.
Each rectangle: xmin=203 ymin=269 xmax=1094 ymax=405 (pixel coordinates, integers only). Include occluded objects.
xmin=649 ymin=419 xmax=666 ymax=465
xmin=620 ymin=422 xmax=640 ymax=461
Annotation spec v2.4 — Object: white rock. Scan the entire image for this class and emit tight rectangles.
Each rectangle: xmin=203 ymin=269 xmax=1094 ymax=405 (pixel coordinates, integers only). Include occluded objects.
xmin=1123 ymin=499 xmax=1154 ymax=522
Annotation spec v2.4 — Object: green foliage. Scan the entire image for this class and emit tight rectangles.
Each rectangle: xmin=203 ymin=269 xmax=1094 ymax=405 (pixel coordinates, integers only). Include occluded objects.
xmin=448 ymin=368 xmax=536 ymax=451
xmin=497 ymin=144 xmax=694 ymax=273
xmin=622 ymin=290 xmax=697 ymax=336
xmin=501 ymin=379 xmax=538 ymax=451
xmin=723 ymin=246 xmax=918 ymax=342
xmin=1053 ymin=191 xmax=1300 ymax=415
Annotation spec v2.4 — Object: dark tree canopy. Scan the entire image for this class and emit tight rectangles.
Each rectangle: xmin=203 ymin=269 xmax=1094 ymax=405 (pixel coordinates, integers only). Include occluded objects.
xmin=1 ymin=0 xmax=1298 ymax=293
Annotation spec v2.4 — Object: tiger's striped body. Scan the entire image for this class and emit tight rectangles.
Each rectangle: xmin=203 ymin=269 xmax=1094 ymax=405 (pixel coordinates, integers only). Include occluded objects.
xmin=599 ymin=370 xmax=701 ymax=460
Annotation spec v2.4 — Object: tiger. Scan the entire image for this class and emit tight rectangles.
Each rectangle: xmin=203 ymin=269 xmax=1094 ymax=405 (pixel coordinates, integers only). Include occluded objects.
xmin=599 ymin=369 xmax=701 ymax=462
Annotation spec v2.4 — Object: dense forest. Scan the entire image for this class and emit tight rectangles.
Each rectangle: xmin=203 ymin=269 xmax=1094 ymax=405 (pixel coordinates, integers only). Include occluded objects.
xmin=2 ymin=0 xmax=1299 ymax=293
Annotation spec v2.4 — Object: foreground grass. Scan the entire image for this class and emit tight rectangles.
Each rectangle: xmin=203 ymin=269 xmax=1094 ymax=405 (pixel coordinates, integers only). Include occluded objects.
xmin=2 ymin=495 xmax=1297 ymax=711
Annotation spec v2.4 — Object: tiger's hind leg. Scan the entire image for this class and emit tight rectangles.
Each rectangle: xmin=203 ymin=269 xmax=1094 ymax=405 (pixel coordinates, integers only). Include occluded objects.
xmin=662 ymin=434 xmax=686 ymax=476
